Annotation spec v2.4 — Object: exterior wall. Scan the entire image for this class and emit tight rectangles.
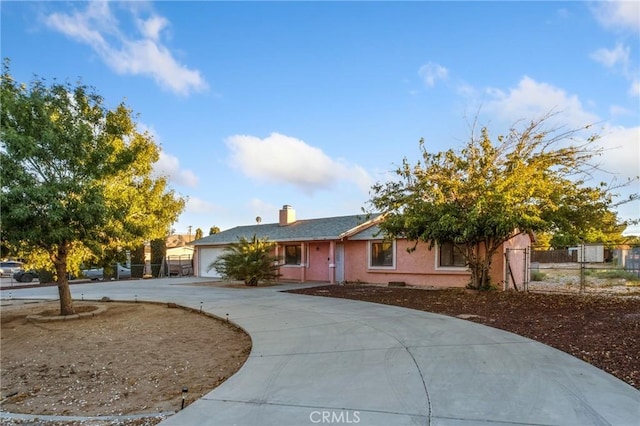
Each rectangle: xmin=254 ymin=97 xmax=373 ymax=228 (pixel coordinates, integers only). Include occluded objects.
xmin=343 ymin=240 xmax=470 ymax=288
xmin=277 ymin=242 xmax=331 ymax=282
xmin=195 ymin=232 xmax=531 ymax=289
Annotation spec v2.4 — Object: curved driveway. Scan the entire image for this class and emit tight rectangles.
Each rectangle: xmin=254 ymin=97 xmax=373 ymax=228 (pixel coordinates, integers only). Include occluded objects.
xmin=2 ymin=278 xmax=638 ymax=426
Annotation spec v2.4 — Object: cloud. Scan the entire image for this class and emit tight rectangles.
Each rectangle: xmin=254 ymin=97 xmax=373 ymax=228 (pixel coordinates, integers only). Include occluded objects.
xmin=484 ymin=77 xmax=639 ymax=210
xmin=590 ymin=0 xmax=640 ymax=33
xmin=485 ymin=76 xmax=599 ymax=128
xmin=597 ymin=125 xmax=640 ymax=180
xmin=225 ymin=133 xmax=372 ymax=194
xmin=591 ymin=43 xmax=630 ymax=69
xmin=590 ymin=43 xmax=639 ymax=97
xmin=186 ymin=197 xmax=220 ymax=214
xmin=630 ymin=79 xmax=640 ymax=97
xmin=418 ymin=62 xmax=448 ymax=88
xmin=43 ymin=2 xmax=207 ymax=96
xmin=153 ymin=151 xmax=199 ymax=187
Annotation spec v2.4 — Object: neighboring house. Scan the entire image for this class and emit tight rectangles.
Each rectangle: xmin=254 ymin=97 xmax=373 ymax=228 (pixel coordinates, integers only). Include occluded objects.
xmin=191 ymin=205 xmax=531 ymax=289
xmin=166 ymin=234 xmax=194 ymax=276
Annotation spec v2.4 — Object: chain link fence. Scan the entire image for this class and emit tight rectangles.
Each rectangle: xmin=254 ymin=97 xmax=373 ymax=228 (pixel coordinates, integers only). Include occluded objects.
xmin=528 ymin=244 xmax=640 ymax=295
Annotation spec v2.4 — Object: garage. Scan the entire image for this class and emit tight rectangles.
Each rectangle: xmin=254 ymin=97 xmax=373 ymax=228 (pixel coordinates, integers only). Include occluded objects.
xmin=197 ymin=247 xmax=226 ymax=278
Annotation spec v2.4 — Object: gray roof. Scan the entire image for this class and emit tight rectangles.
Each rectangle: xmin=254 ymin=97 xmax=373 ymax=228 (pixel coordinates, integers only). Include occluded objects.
xmin=191 ymin=214 xmax=381 ymax=246
xmin=347 ymin=224 xmax=385 ymax=240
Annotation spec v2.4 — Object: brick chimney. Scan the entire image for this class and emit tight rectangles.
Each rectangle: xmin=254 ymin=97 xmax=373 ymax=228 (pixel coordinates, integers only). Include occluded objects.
xmin=279 ymin=205 xmax=296 ymax=226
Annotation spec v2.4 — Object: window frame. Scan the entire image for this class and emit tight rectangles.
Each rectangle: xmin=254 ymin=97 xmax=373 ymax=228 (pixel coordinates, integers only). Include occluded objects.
xmin=436 ymin=241 xmax=467 ymax=270
xmin=283 ymin=244 xmax=302 ymax=266
xmin=368 ymin=240 xmax=396 ymax=269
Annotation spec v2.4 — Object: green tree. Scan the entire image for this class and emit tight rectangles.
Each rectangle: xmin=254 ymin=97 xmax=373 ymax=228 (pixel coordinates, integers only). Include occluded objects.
xmin=150 ymin=238 xmax=166 ymax=277
xmin=194 ymin=227 xmax=203 ymax=241
xmin=130 ymin=244 xmax=146 ymax=279
xmin=549 ymin=210 xmax=628 ymax=248
xmin=209 ymin=235 xmax=280 ymax=286
xmin=368 ymin=113 xmax=636 ymax=290
xmin=209 ymin=226 xmax=221 ymax=235
xmin=0 ymin=63 xmax=184 ymax=314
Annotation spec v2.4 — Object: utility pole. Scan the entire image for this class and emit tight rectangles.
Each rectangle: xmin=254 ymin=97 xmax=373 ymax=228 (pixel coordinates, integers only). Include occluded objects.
xmin=187 ymin=225 xmax=192 ymax=242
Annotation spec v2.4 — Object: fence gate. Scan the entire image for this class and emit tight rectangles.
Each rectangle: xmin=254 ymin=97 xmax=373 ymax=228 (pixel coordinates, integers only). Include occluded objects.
xmin=505 ymin=248 xmax=530 ymax=291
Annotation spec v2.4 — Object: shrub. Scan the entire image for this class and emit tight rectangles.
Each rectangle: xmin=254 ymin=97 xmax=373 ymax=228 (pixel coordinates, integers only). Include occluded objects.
xmin=209 ymin=235 xmax=280 ymax=286
xmin=593 ymin=270 xmax=640 ymax=282
xmin=531 ymin=271 xmax=547 ymax=281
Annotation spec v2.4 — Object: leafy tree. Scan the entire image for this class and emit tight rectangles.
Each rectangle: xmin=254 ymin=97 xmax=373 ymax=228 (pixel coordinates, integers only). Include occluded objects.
xmin=130 ymin=244 xmax=146 ymax=279
xmin=209 ymin=226 xmax=221 ymax=235
xmin=150 ymin=238 xmax=166 ymax=277
xmin=194 ymin=227 xmax=203 ymax=241
xmin=548 ymin=210 xmax=627 ymax=248
xmin=0 ymin=63 xmax=185 ymax=314
xmin=368 ymin=113 xmax=636 ymax=290
xmin=209 ymin=234 xmax=280 ymax=286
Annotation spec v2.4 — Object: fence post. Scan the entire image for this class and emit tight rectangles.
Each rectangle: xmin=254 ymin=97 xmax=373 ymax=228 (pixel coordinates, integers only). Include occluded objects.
xmin=504 ymin=250 xmax=509 ymax=290
xmin=579 ymin=245 xmax=585 ymax=294
xmin=524 ymin=247 xmax=529 ymax=292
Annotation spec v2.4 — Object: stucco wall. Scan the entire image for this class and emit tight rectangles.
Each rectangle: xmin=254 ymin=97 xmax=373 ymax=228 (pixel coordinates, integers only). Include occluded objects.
xmin=277 ymin=242 xmax=331 ymax=282
xmin=343 ymin=240 xmax=470 ymax=287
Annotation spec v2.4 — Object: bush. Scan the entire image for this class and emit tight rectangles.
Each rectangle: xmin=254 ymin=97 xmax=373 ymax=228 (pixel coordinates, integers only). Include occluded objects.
xmin=531 ymin=271 xmax=547 ymax=281
xmin=37 ymin=269 xmax=55 ymax=284
xmin=592 ymin=270 xmax=640 ymax=282
xmin=210 ymin=235 xmax=280 ymax=286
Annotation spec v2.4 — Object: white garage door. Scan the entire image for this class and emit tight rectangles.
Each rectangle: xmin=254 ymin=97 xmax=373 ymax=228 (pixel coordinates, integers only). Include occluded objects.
xmin=198 ymin=247 xmax=226 ymax=278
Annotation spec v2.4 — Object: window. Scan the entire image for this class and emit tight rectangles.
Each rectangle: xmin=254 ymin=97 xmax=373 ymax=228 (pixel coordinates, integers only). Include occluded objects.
xmin=284 ymin=245 xmax=302 ymax=265
xmin=438 ymin=242 xmax=466 ymax=267
xmin=370 ymin=241 xmax=394 ymax=268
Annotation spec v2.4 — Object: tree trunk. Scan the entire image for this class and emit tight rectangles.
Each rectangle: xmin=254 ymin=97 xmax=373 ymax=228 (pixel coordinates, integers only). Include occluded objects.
xmin=51 ymin=242 xmax=75 ymax=316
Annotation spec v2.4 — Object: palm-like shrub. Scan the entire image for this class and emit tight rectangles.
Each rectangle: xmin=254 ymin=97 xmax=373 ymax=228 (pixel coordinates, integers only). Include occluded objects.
xmin=209 ymin=235 xmax=280 ymax=286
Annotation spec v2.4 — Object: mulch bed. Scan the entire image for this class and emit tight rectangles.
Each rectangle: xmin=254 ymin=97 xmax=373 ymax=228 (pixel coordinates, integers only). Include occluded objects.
xmin=288 ymin=285 xmax=640 ymax=390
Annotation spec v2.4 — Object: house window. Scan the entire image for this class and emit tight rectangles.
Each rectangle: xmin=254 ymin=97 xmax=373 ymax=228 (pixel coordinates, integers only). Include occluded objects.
xmin=370 ymin=241 xmax=394 ymax=268
xmin=284 ymin=245 xmax=302 ymax=265
xmin=439 ymin=242 xmax=466 ymax=267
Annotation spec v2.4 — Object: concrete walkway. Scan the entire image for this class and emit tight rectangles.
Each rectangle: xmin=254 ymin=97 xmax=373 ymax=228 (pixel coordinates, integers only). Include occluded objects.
xmin=1 ymin=278 xmax=638 ymax=426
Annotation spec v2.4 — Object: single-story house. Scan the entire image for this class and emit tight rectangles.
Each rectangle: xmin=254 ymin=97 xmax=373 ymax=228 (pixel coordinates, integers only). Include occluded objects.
xmin=191 ymin=205 xmax=531 ymax=289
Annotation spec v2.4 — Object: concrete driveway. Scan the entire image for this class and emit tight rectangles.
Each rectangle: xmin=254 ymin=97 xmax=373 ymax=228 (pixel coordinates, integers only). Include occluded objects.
xmin=1 ymin=278 xmax=638 ymax=425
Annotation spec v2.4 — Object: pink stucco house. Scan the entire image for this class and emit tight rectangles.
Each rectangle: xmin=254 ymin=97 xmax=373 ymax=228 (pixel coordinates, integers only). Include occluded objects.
xmin=192 ymin=205 xmax=532 ymax=290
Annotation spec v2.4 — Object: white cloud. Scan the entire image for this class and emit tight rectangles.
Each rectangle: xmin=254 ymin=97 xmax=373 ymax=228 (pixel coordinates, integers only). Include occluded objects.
xmin=136 ymin=15 xmax=168 ymax=41
xmin=590 ymin=43 xmax=630 ymax=69
xmin=590 ymin=43 xmax=638 ymax=96
xmin=225 ymin=132 xmax=372 ymax=194
xmin=153 ymin=151 xmax=199 ymax=187
xmin=186 ymin=197 xmax=220 ymax=214
xmin=590 ymin=0 xmax=640 ymax=33
xmin=484 ymin=77 xmax=639 ymax=218
xmin=630 ymin=79 xmax=640 ymax=97
xmin=485 ymin=76 xmax=599 ymax=128
xmin=418 ymin=62 xmax=448 ymax=88
xmin=597 ymin=126 xmax=640 ymax=180
xmin=43 ymin=3 xmax=207 ymax=96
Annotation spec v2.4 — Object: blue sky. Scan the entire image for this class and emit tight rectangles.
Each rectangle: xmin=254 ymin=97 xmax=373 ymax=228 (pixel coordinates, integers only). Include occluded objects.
xmin=2 ymin=1 xmax=639 ymax=236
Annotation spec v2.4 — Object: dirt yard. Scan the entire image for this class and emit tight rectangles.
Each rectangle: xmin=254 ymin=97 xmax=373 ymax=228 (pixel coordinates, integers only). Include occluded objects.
xmin=1 ymin=300 xmax=251 ymax=425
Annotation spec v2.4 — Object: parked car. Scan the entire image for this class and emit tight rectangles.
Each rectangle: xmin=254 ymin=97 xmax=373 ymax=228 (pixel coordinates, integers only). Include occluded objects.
xmin=81 ymin=263 xmax=131 ymax=280
xmin=0 ymin=261 xmax=24 ymax=277
xmin=13 ymin=269 xmax=39 ymax=283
